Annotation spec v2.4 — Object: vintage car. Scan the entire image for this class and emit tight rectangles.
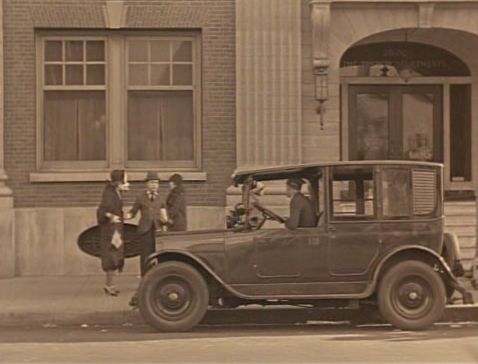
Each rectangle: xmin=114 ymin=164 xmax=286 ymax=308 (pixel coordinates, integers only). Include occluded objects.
xmin=137 ymin=161 xmax=473 ymax=332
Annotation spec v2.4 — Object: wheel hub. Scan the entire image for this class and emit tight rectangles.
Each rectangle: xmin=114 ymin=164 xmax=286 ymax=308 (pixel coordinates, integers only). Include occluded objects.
xmin=168 ymin=292 xmax=179 ymax=301
xmin=158 ymin=282 xmax=190 ymax=311
xmin=396 ymin=281 xmax=428 ymax=311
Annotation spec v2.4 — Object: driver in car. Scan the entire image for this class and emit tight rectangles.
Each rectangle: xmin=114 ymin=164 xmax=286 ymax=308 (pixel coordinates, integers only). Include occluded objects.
xmin=284 ymin=177 xmax=317 ymax=230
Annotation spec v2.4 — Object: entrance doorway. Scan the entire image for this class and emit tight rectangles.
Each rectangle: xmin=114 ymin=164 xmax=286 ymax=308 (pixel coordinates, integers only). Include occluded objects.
xmin=348 ymin=85 xmax=442 ymax=162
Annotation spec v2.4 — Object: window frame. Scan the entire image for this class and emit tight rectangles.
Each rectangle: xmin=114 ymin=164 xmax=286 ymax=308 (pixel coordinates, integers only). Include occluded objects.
xmin=124 ymin=34 xmax=201 ymax=169
xmin=36 ymin=31 xmax=202 ymax=173
xmin=36 ymin=35 xmax=109 ymax=170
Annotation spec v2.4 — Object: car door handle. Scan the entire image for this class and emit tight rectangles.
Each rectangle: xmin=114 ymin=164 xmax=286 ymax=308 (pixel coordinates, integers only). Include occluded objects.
xmin=328 ymin=226 xmax=336 ymax=232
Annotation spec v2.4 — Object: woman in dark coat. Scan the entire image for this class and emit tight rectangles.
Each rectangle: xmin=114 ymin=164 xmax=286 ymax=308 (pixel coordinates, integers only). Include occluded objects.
xmin=166 ymin=174 xmax=187 ymax=231
xmin=97 ymin=169 xmax=128 ymax=296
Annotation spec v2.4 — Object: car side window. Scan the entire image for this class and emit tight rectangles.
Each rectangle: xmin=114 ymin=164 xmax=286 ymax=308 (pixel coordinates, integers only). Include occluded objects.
xmin=331 ymin=167 xmax=375 ymax=220
xmin=382 ymin=168 xmax=412 ymax=218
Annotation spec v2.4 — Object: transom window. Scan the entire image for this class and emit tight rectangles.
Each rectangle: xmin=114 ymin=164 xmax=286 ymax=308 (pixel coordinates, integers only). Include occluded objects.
xmin=37 ymin=32 xmax=201 ymax=171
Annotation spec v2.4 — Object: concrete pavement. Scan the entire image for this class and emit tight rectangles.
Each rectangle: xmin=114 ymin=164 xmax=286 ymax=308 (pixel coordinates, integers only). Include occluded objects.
xmin=1 ymin=275 xmax=477 ymax=328
xmin=1 ymin=323 xmax=478 ymax=363
xmin=0 ymin=275 xmax=141 ymax=326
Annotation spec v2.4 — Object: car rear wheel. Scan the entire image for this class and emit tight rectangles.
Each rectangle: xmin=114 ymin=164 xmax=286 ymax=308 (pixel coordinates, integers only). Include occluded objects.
xmin=378 ymin=260 xmax=446 ymax=330
xmin=138 ymin=261 xmax=209 ymax=332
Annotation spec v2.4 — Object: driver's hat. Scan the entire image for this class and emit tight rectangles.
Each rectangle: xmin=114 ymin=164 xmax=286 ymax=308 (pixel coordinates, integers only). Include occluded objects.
xmin=286 ymin=177 xmax=304 ymax=190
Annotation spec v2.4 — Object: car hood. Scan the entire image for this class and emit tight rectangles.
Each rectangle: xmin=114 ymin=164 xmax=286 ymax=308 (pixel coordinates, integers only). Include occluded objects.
xmin=154 ymin=229 xmax=227 ymax=251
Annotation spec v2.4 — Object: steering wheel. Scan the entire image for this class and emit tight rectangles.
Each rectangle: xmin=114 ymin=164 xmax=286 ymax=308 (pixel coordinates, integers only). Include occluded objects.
xmin=252 ymin=202 xmax=286 ymax=224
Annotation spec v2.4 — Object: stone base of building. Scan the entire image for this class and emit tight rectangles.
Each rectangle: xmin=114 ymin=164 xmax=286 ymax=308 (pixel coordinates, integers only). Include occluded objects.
xmin=12 ymin=206 xmax=226 ymax=277
xmin=0 ymin=195 xmax=14 ymax=277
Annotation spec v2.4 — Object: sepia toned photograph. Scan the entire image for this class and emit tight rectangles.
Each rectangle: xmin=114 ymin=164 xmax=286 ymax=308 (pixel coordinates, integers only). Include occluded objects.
xmin=0 ymin=0 xmax=478 ymax=363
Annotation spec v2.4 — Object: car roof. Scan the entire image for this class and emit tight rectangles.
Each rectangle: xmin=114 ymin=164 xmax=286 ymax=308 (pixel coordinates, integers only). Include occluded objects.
xmin=232 ymin=160 xmax=443 ymax=184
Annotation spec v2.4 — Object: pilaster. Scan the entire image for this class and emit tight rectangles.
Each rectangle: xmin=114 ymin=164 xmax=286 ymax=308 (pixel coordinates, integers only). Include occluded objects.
xmin=236 ymin=0 xmax=302 ymax=167
xmin=0 ymin=0 xmax=15 ymax=277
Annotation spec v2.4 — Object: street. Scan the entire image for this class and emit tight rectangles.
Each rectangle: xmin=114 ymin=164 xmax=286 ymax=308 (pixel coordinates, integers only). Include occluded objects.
xmin=1 ymin=322 xmax=478 ymax=363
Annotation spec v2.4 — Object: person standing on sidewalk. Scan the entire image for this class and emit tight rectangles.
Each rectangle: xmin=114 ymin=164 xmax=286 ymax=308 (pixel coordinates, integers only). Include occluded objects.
xmin=166 ymin=173 xmax=187 ymax=232
xmin=126 ymin=171 xmax=167 ymax=276
xmin=97 ymin=169 xmax=129 ymax=296
xmin=126 ymin=171 xmax=167 ymax=308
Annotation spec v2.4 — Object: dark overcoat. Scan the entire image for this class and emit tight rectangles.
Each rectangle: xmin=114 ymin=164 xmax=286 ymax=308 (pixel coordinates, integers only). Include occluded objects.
xmin=285 ymin=192 xmax=317 ymax=230
xmin=166 ymin=187 xmax=187 ymax=231
xmin=97 ymin=183 xmax=125 ymax=272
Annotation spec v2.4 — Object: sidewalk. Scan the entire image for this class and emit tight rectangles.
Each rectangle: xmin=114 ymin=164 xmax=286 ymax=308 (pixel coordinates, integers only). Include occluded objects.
xmin=1 ymin=275 xmax=477 ymax=328
xmin=0 ymin=275 xmax=142 ymax=326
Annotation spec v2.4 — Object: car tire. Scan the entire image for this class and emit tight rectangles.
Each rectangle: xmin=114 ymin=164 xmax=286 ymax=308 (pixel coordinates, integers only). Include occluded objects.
xmin=378 ymin=260 xmax=446 ymax=330
xmin=138 ymin=261 xmax=209 ymax=332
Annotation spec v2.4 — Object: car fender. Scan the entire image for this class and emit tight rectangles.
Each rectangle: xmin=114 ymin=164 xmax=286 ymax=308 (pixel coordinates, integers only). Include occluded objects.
xmin=442 ymin=231 xmax=465 ymax=277
xmin=372 ymin=245 xmax=458 ymax=287
xmin=146 ymin=250 xmax=252 ymax=299
xmin=443 ymin=231 xmax=461 ymax=260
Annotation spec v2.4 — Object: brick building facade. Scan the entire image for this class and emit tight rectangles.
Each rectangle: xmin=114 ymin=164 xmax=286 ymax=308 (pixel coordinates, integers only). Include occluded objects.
xmin=0 ymin=0 xmax=236 ymax=276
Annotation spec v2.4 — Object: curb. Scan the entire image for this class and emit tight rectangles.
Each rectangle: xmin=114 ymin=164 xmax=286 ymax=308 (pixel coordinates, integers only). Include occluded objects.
xmin=1 ymin=304 xmax=477 ymax=328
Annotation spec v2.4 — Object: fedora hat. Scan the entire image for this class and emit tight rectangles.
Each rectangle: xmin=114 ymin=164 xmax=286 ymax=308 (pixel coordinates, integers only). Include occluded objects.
xmin=286 ymin=177 xmax=304 ymax=190
xmin=144 ymin=171 xmax=160 ymax=182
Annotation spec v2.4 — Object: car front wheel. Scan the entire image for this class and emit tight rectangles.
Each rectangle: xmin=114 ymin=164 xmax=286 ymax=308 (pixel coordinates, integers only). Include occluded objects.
xmin=138 ymin=261 xmax=209 ymax=332
xmin=378 ymin=260 xmax=446 ymax=330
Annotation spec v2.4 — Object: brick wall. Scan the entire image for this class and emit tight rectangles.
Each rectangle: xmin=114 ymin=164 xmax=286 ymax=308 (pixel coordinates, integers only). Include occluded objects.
xmin=3 ymin=0 xmax=236 ymax=208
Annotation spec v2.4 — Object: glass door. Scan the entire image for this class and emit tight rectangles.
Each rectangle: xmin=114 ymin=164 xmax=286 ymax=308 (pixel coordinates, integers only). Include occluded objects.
xmin=349 ymin=85 xmax=443 ymax=162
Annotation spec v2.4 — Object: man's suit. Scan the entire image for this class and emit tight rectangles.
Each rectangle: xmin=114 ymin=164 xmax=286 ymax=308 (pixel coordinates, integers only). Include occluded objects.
xmin=129 ymin=191 xmax=166 ymax=275
xmin=285 ymin=192 xmax=317 ymax=230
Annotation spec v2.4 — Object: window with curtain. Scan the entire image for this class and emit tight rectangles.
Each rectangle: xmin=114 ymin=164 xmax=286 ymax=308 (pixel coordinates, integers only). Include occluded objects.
xmin=41 ymin=38 xmax=107 ymax=165
xmin=126 ymin=38 xmax=196 ymax=167
xmin=38 ymin=33 xmax=200 ymax=171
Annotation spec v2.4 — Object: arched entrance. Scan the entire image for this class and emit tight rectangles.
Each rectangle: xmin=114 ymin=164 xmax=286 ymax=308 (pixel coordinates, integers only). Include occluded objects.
xmin=340 ymin=30 xmax=473 ymax=189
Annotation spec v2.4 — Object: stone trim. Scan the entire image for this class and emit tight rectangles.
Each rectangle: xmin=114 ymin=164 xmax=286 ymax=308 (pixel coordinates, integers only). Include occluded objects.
xmin=30 ymin=171 xmax=207 ymax=183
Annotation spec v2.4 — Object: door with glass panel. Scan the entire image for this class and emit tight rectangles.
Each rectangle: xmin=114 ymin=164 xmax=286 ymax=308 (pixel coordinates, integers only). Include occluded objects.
xmin=348 ymin=85 xmax=443 ymax=162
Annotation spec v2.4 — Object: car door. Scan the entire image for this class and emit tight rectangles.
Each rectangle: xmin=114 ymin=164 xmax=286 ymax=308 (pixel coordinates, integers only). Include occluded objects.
xmin=225 ymin=225 xmax=328 ymax=297
xmin=253 ymin=228 xmax=320 ymax=279
xmin=224 ymin=226 xmax=324 ymax=293
xmin=327 ymin=166 xmax=381 ymax=280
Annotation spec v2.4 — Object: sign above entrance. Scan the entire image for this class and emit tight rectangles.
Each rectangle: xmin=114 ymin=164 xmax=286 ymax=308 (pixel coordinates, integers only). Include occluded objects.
xmin=341 ymin=42 xmax=470 ymax=77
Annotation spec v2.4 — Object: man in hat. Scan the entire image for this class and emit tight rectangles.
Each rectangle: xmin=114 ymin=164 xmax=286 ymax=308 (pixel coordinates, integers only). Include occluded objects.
xmin=284 ymin=177 xmax=317 ymax=230
xmin=126 ymin=171 xmax=167 ymax=276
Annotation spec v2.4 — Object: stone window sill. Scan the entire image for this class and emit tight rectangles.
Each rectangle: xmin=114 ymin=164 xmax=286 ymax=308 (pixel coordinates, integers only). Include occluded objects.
xmin=30 ymin=171 xmax=207 ymax=183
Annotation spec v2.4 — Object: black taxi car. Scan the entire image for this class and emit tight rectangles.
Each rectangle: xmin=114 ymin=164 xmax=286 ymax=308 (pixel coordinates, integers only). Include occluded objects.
xmin=137 ymin=161 xmax=472 ymax=332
